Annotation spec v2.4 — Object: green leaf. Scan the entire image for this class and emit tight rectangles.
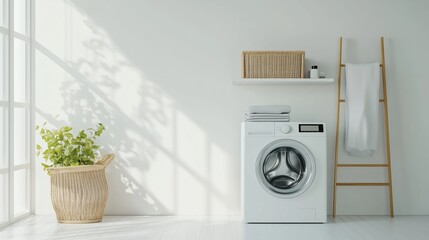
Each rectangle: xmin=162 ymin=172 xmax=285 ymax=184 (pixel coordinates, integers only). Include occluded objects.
xmin=94 ymin=123 xmax=105 ymax=136
xmin=55 ymin=145 xmax=62 ymax=155
xmin=63 ymin=126 xmax=72 ymax=132
xmin=78 ymin=130 xmax=86 ymax=138
xmin=41 ymin=162 xmax=52 ymax=172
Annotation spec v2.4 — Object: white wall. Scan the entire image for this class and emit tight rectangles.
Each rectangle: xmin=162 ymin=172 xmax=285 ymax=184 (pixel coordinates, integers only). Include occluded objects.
xmin=35 ymin=0 xmax=429 ymax=215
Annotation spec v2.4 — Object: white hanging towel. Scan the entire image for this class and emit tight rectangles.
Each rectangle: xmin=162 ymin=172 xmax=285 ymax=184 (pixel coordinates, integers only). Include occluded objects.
xmin=345 ymin=63 xmax=380 ymax=157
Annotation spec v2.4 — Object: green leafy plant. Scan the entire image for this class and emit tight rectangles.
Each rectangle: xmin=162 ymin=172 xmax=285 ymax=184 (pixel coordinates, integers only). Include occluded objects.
xmin=36 ymin=123 xmax=105 ymax=173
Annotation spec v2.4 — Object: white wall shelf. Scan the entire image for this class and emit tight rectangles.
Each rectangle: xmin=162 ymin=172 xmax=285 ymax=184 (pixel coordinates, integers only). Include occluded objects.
xmin=232 ymin=78 xmax=334 ymax=85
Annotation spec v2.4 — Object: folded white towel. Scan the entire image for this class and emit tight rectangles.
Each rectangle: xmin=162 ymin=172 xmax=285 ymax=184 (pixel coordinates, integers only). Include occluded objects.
xmin=248 ymin=105 xmax=291 ymax=114
xmin=246 ymin=119 xmax=290 ymax=122
xmin=245 ymin=117 xmax=290 ymax=119
xmin=245 ymin=118 xmax=290 ymax=122
xmin=245 ymin=115 xmax=289 ymax=118
xmin=345 ymin=63 xmax=380 ymax=157
xmin=245 ymin=113 xmax=290 ymax=118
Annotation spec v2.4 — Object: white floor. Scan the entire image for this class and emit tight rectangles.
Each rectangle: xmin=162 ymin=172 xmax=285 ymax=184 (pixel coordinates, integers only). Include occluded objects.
xmin=1 ymin=215 xmax=429 ymax=240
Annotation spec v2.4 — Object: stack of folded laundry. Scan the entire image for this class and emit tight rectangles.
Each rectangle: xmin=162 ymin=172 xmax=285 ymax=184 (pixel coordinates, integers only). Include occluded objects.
xmin=245 ymin=105 xmax=291 ymax=122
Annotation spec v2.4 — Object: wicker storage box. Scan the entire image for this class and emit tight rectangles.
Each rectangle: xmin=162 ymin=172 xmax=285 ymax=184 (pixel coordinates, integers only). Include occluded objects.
xmin=242 ymin=51 xmax=305 ymax=78
xmin=49 ymin=154 xmax=114 ymax=223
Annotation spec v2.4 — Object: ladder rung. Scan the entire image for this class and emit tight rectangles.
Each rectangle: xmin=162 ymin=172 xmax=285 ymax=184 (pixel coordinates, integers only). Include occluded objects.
xmin=336 ymin=182 xmax=389 ymax=186
xmin=341 ymin=64 xmax=383 ymax=67
xmin=337 ymin=164 xmax=388 ymax=167
xmin=340 ymin=99 xmax=385 ymax=102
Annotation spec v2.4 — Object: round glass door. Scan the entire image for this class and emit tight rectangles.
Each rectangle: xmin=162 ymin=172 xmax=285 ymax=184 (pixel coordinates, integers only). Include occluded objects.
xmin=256 ymin=139 xmax=315 ymax=198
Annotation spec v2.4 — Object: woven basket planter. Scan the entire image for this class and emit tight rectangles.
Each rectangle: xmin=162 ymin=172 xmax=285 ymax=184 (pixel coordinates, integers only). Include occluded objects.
xmin=49 ymin=154 xmax=114 ymax=224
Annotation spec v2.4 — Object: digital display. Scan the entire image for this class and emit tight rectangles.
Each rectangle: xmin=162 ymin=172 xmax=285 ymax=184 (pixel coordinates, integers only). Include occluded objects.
xmin=301 ymin=125 xmax=319 ymax=131
xmin=299 ymin=124 xmax=323 ymax=132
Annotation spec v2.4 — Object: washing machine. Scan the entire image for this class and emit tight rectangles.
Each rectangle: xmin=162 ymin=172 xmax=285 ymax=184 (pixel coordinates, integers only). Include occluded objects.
xmin=241 ymin=122 xmax=327 ymax=223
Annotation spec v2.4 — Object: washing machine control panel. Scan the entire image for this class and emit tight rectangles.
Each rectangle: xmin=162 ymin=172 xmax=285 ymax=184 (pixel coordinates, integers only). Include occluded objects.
xmin=273 ymin=122 xmax=325 ymax=136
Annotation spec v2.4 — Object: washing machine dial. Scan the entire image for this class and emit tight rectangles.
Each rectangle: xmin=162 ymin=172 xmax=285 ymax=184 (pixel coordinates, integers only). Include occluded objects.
xmin=280 ymin=124 xmax=291 ymax=134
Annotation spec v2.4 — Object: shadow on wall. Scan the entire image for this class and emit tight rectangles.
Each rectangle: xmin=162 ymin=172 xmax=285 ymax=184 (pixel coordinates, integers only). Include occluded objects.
xmin=35 ymin=40 xmax=171 ymax=214
xmin=35 ymin=0 xmax=239 ymax=215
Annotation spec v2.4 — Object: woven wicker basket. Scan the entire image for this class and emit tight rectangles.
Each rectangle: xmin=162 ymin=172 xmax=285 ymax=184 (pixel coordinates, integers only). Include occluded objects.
xmin=242 ymin=51 xmax=305 ymax=78
xmin=49 ymin=154 xmax=114 ymax=224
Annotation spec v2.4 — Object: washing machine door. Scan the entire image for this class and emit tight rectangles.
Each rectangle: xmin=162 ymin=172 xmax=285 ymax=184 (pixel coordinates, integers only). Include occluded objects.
xmin=256 ymin=139 xmax=316 ymax=198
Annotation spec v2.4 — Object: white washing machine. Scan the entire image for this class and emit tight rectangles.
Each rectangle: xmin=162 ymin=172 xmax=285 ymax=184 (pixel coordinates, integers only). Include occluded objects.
xmin=242 ymin=122 xmax=327 ymax=223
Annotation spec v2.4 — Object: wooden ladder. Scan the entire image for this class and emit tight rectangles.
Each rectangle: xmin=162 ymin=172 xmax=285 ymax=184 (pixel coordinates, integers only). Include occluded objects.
xmin=332 ymin=37 xmax=394 ymax=217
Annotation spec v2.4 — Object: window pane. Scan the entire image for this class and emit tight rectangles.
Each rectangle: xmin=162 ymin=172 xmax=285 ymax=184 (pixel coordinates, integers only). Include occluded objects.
xmin=14 ymin=107 xmax=27 ymax=165
xmin=0 ymin=106 xmax=7 ymax=169
xmin=14 ymin=168 xmax=29 ymax=216
xmin=0 ymin=32 xmax=7 ymax=101
xmin=0 ymin=0 xmax=7 ymax=28
xmin=0 ymin=173 xmax=8 ymax=223
xmin=14 ymin=0 xmax=26 ymax=35
xmin=14 ymin=38 xmax=26 ymax=102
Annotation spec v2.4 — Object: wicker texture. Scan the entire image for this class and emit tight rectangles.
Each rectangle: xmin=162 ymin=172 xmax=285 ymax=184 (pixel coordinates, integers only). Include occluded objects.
xmin=49 ymin=154 xmax=114 ymax=224
xmin=242 ymin=51 xmax=305 ymax=78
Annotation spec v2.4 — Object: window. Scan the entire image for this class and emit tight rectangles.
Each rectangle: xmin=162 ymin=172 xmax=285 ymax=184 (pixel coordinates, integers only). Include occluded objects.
xmin=0 ymin=0 xmax=33 ymax=228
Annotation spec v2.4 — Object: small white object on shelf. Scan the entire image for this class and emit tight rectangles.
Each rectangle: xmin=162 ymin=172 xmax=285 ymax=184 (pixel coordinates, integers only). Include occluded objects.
xmin=310 ymin=65 xmax=320 ymax=78
xmin=232 ymin=78 xmax=334 ymax=85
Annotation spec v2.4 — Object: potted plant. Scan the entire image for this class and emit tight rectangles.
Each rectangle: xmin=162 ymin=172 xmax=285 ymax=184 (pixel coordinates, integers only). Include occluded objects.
xmin=36 ymin=123 xmax=114 ymax=223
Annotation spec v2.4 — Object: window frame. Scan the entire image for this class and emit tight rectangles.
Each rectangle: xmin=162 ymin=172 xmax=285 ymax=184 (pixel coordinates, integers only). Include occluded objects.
xmin=0 ymin=0 xmax=34 ymax=229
